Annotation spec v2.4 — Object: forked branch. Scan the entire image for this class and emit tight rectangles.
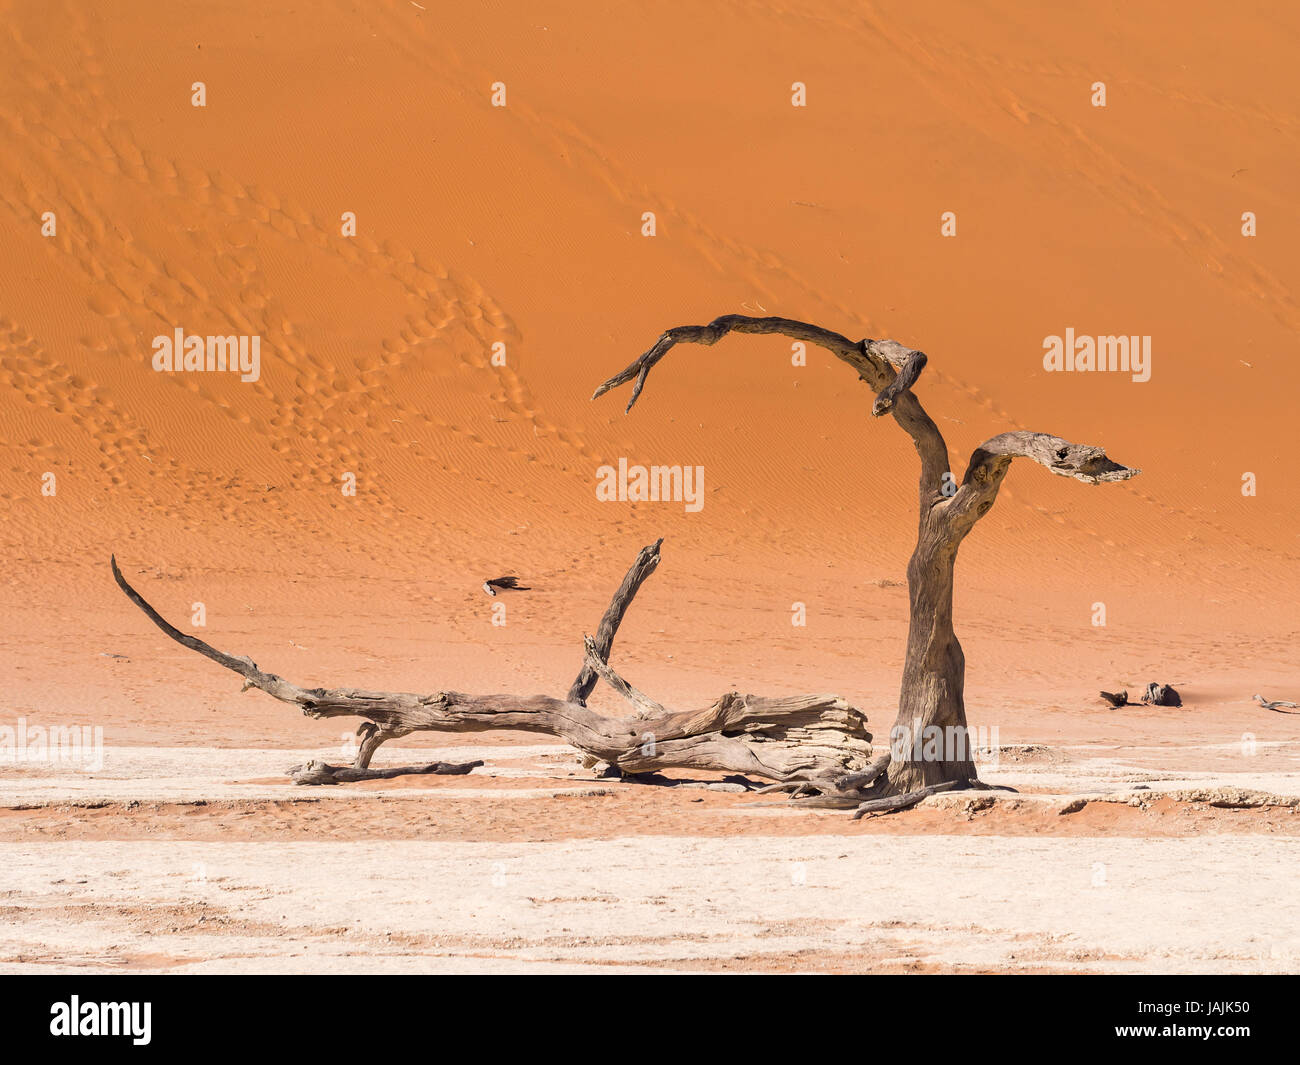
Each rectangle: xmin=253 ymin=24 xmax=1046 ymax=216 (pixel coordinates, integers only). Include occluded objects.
xmin=568 ymin=537 xmax=662 ymax=705
xmin=946 ymin=431 xmax=1139 ymax=532
xmin=581 ymin=634 xmax=667 ymax=719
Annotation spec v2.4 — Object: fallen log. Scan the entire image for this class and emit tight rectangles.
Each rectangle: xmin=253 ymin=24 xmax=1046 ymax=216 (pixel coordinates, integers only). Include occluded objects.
xmin=111 ymin=542 xmax=874 ymax=788
xmin=289 ymin=756 xmax=483 ymax=786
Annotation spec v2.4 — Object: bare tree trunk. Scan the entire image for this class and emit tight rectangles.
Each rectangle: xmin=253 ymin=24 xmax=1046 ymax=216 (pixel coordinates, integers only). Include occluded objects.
xmin=888 ymin=538 xmax=975 ymax=792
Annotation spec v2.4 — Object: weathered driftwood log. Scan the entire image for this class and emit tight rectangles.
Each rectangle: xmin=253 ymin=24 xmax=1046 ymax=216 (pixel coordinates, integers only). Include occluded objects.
xmin=594 ymin=314 xmax=1139 ymax=809
xmin=289 ymin=755 xmax=484 ymax=786
xmin=111 ymin=546 xmax=874 ymax=788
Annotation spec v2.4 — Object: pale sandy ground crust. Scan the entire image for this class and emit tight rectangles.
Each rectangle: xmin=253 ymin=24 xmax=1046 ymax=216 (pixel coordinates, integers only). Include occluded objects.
xmin=3 ymin=741 xmax=1299 ymax=973
xmin=4 ymin=834 xmax=1298 ymax=975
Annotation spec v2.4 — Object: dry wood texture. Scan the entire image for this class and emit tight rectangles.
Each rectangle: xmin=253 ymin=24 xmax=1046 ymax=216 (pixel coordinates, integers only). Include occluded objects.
xmin=112 ymin=548 xmax=873 ymax=788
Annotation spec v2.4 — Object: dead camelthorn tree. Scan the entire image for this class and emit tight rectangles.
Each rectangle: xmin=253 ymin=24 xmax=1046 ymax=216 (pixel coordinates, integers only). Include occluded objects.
xmin=111 ymin=542 xmax=875 ymax=798
xmin=591 ymin=315 xmax=1139 ymax=806
xmin=113 ymin=314 xmax=1137 ymax=818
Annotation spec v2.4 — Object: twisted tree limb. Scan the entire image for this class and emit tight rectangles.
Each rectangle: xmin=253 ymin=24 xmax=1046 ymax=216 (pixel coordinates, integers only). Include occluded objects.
xmin=967 ymin=432 xmax=1139 ymax=485
xmin=111 ymin=546 xmax=874 ymax=787
xmin=591 ymin=315 xmax=951 ymax=502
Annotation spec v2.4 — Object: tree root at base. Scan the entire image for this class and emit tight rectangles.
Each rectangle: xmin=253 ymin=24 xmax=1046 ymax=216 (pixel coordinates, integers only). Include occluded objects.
xmin=746 ymin=765 xmax=1017 ymax=818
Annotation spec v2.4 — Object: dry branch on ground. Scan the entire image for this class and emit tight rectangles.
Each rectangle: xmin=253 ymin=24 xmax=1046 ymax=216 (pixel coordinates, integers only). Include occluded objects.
xmin=112 ymin=545 xmax=874 ymax=791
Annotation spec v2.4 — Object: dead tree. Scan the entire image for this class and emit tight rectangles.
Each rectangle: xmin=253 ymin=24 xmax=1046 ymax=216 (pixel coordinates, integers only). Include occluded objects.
xmin=591 ymin=316 xmax=1138 ymax=802
xmin=111 ymin=544 xmax=873 ymax=790
xmin=113 ymin=315 xmax=1137 ymax=817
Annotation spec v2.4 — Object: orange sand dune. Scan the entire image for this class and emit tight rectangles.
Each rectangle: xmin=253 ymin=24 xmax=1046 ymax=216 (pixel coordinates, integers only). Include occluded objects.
xmin=1 ymin=0 xmax=1297 ymax=751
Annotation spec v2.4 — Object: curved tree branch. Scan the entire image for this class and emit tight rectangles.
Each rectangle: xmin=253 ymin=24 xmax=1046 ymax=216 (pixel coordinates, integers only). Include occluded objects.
xmin=592 ymin=316 xmax=861 ymax=410
xmin=112 ymin=554 xmax=300 ymax=700
xmin=592 ymin=315 xmax=950 ymax=503
xmin=970 ymin=432 xmax=1140 ymax=485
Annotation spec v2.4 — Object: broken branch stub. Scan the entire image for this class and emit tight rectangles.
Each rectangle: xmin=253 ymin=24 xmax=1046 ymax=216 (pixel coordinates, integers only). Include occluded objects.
xmin=567 ymin=537 xmax=662 ymax=706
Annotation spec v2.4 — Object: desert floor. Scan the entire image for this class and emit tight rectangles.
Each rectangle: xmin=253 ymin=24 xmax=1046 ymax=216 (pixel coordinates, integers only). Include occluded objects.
xmin=2 ymin=1 xmax=1299 ymax=972
xmin=3 ymin=721 xmax=1300 ymax=973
